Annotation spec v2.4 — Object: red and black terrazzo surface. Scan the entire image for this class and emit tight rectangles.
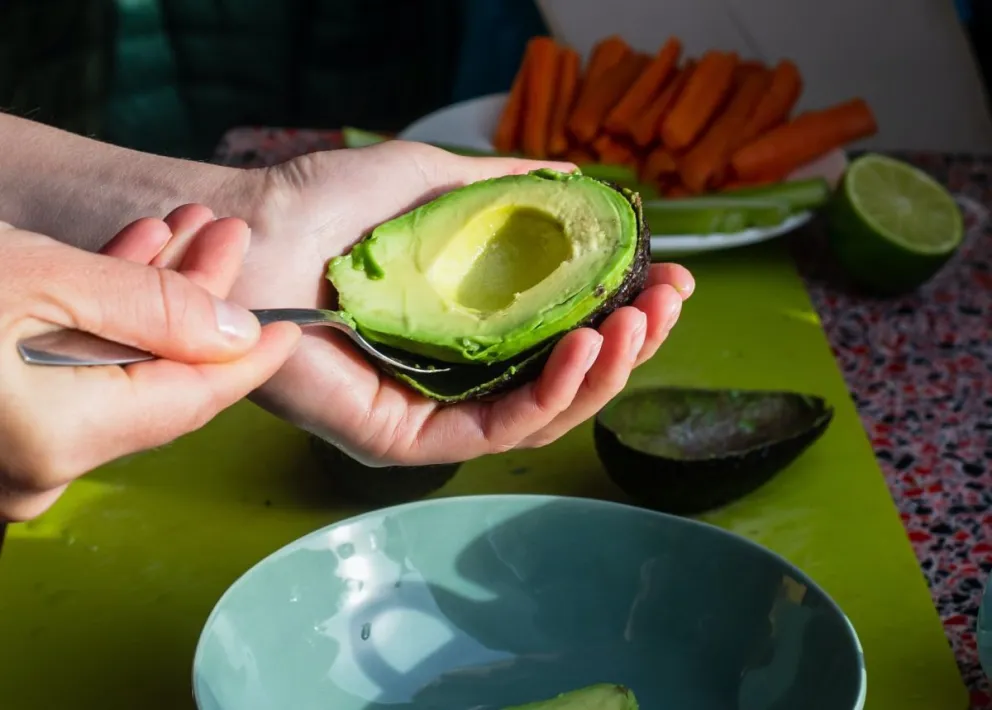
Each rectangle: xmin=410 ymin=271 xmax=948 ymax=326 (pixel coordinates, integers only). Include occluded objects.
xmin=0 ymin=130 xmax=988 ymax=705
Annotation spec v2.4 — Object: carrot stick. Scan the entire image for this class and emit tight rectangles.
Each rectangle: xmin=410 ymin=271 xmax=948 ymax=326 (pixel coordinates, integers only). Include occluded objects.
xmin=737 ymin=60 xmax=768 ymax=78
xmin=519 ymin=37 xmax=561 ymax=159
xmin=629 ymin=60 xmax=696 ymax=148
xmin=493 ymin=42 xmax=535 ymax=153
xmin=641 ymin=145 xmax=679 ymax=183
xmin=735 ymin=59 xmax=803 ymax=147
xmin=569 ymin=35 xmax=632 ymax=123
xmin=730 ymin=97 xmax=878 ymax=180
xmin=591 ymin=134 xmax=638 ymax=167
xmin=678 ymin=69 xmax=771 ymax=192
xmin=583 ymin=35 xmax=632 ymax=87
xmin=603 ymin=37 xmax=682 ymax=136
xmin=547 ymin=47 xmax=581 ymax=156
xmin=661 ymin=51 xmax=739 ymax=151
xmin=567 ymin=52 xmax=650 ymax=144
xmin=710 ymin=165 xmax=730 ymax=188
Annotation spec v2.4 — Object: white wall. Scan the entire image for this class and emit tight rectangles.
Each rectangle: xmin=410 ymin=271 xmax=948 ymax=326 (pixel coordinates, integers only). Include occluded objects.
xmin=537 ymin=0 xmax=992 ymax=152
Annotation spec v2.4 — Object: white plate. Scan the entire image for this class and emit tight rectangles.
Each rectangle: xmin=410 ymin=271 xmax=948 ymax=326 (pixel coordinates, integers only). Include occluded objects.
xmin=398 ymin=93 xmax=848 ymax=258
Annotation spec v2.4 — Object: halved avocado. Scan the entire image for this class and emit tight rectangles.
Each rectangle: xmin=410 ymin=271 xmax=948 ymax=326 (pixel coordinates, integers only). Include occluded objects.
xmin=326 ymin=168 xmax=650 ymax=401
xmin=502 ymin=684 xmax=638 ymax=710
xmin=594 ymin=387 xmax=833 ymax=515
xmin=309 ymin=436 xmax=460 ymax=505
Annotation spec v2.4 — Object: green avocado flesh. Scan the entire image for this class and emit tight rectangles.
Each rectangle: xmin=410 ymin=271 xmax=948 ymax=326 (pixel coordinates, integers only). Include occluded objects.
xmin=502 ymin=684 xmax=638 ymax=710
xmin=328 ymin=169 xmax=641 ymax=366
xmin=598 ymin=387 xmax=832 ymax=460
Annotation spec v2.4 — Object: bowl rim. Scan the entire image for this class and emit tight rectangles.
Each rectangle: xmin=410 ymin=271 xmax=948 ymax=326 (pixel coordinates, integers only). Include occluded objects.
xmin=191 ymin=493 xmax=867 ymax=709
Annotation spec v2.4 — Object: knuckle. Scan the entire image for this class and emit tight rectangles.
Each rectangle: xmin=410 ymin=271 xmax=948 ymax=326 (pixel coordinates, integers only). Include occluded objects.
xmin=152 ymin=268 xmax=198 ymax=341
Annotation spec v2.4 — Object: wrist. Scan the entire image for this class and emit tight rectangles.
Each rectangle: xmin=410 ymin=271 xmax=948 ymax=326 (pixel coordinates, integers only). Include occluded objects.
xmin=0 ymin=113 xmax=267 ymax=251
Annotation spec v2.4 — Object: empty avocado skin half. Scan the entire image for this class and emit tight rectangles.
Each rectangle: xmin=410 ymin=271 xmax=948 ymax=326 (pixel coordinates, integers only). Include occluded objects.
xmin=594 ymin=387 xmax=834 ymax=515
xmin=502 ymin=684 xmax=638 ymax=710
xmin=309 ymin=436 xmax=460 ymax=505
xmin=326 ymin=168 xmax=650 ymax=402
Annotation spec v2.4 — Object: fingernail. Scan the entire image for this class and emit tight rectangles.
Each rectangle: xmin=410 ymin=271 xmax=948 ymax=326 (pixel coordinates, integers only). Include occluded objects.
xmin=243 ymin=227 xmax=252 ymax=259
xmin=677 ymin=281 xmax=695 ymax=297
xmin=666 ymin=298 xmax=683 ymax=330
xmin=212 ymin=296 xmax=259 ymax=343
xmin=629 ymin=315 xmax=647 ymax=361
xmin=584 ymin=334 xmax=603 ymax=371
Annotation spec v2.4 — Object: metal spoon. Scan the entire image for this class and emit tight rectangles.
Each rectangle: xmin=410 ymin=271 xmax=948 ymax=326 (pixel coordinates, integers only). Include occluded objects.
xmin=16 ymin=308 xmax=449 ymax=374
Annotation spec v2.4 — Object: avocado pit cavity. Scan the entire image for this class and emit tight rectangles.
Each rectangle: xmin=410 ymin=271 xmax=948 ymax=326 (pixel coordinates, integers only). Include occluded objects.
xmin=427 ymin=206 xmax=573 ymax=314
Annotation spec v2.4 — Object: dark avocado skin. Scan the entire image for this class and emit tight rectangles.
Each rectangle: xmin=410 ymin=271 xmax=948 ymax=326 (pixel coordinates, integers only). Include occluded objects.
xmin=309 ymin=436 xmax=460 ymax=505
xmin=377 ymin=180 xmax=652 ymax=403
xmin=593 ymin=389 xmax=834 ymax=516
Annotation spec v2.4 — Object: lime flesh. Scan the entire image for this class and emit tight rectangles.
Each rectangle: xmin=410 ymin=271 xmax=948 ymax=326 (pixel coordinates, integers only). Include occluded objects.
xmin=827 ymin=153 xmax=963 ymax=295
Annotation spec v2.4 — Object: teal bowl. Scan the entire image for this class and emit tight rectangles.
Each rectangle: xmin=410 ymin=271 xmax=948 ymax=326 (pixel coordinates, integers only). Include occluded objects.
xmin=193 ymin=495 xmax=866 ymax=710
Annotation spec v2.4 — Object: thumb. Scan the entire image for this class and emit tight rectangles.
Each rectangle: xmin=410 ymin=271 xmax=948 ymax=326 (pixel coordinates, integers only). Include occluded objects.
xmin=55 ymin=249 xmax=260 ymax=364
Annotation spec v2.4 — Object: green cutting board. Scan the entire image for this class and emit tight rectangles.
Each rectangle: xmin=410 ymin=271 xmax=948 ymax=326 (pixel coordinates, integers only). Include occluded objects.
xmin=0 ymin=240 xmax=966 ymax=709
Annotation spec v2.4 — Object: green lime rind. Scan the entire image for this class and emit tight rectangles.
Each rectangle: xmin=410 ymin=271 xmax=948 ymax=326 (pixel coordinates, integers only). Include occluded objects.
xmin=827 ymin=154 xmax=964 ymax=295
xmin=844 ymin=153 xmax=963 ymax=254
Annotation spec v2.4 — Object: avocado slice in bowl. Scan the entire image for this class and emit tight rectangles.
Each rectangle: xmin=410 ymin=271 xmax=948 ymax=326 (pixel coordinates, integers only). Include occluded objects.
xmin=326 ymin=168 xmax=650 ymax=402
xmin=502 ymin=684 xmax=638 ymax=710
xmin=594 ymin=387 xmax=834 ymax=515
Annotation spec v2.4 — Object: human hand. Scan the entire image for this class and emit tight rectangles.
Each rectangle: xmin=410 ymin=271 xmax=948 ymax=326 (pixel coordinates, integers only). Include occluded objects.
xmin=0 ymin=210 xmax=301 ymax=521
xmin=217 ymin=141 xmax=694 ymax=466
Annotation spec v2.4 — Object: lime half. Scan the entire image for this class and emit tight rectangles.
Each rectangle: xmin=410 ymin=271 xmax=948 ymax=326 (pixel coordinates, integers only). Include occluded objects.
xmin=827 ymin=153 xmax=963 ymax=295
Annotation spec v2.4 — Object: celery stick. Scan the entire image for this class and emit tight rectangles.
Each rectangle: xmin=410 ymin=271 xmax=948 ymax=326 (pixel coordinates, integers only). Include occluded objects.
xmin=643 ymin=198 xmax=791 ymax=235
xmin=721 ymin=178 xmax=832 ymax=213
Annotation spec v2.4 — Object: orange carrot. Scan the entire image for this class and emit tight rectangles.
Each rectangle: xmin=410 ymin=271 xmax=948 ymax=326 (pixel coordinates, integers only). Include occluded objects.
xmin=583 ymin=35 xmax=632 ymax=87
xmin=603 ymin=37 xmax=682 ymax=136
xmin=641 ymin=145 xmax=679 ymax=183
xmin=493 ymin=42 xmax=534 ymax=153
xmin=736 ymin=59 xmax=803 ymax=147
xmin=730 ymin=97 xmax=878 ymax=179
xmin=661 ymin=51 xmax=739 ymax=151
xmin=628 ymin=60 xmax=696 ymax=148
xmin=547 ymin=47 xmax=581 ymax=156
xmin=520 ymin=37 xmax=561 ymax=159
xmin=677 ymin=69 xmax=771 ymax=192
xmin=567 ymin=52 xmax=650 ymax=144
xmin=737 ymin=60 xmax=768 ymax=78
xmin=591 ymin=133 xmax=638 ymax=167
xmin=710 ymin=165 xmax=730 ymax=188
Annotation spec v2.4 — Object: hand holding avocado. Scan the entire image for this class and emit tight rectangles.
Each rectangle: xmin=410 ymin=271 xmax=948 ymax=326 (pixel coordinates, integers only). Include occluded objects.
xmin=233 ymin=139 xmax=694 ymax=466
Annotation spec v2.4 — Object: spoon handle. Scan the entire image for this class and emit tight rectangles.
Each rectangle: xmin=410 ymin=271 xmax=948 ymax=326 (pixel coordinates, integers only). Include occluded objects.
xmin=16 ymin=309 xmax=339 ymax=368
xmin=17 ymin=329 xmax=157 ymax=367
